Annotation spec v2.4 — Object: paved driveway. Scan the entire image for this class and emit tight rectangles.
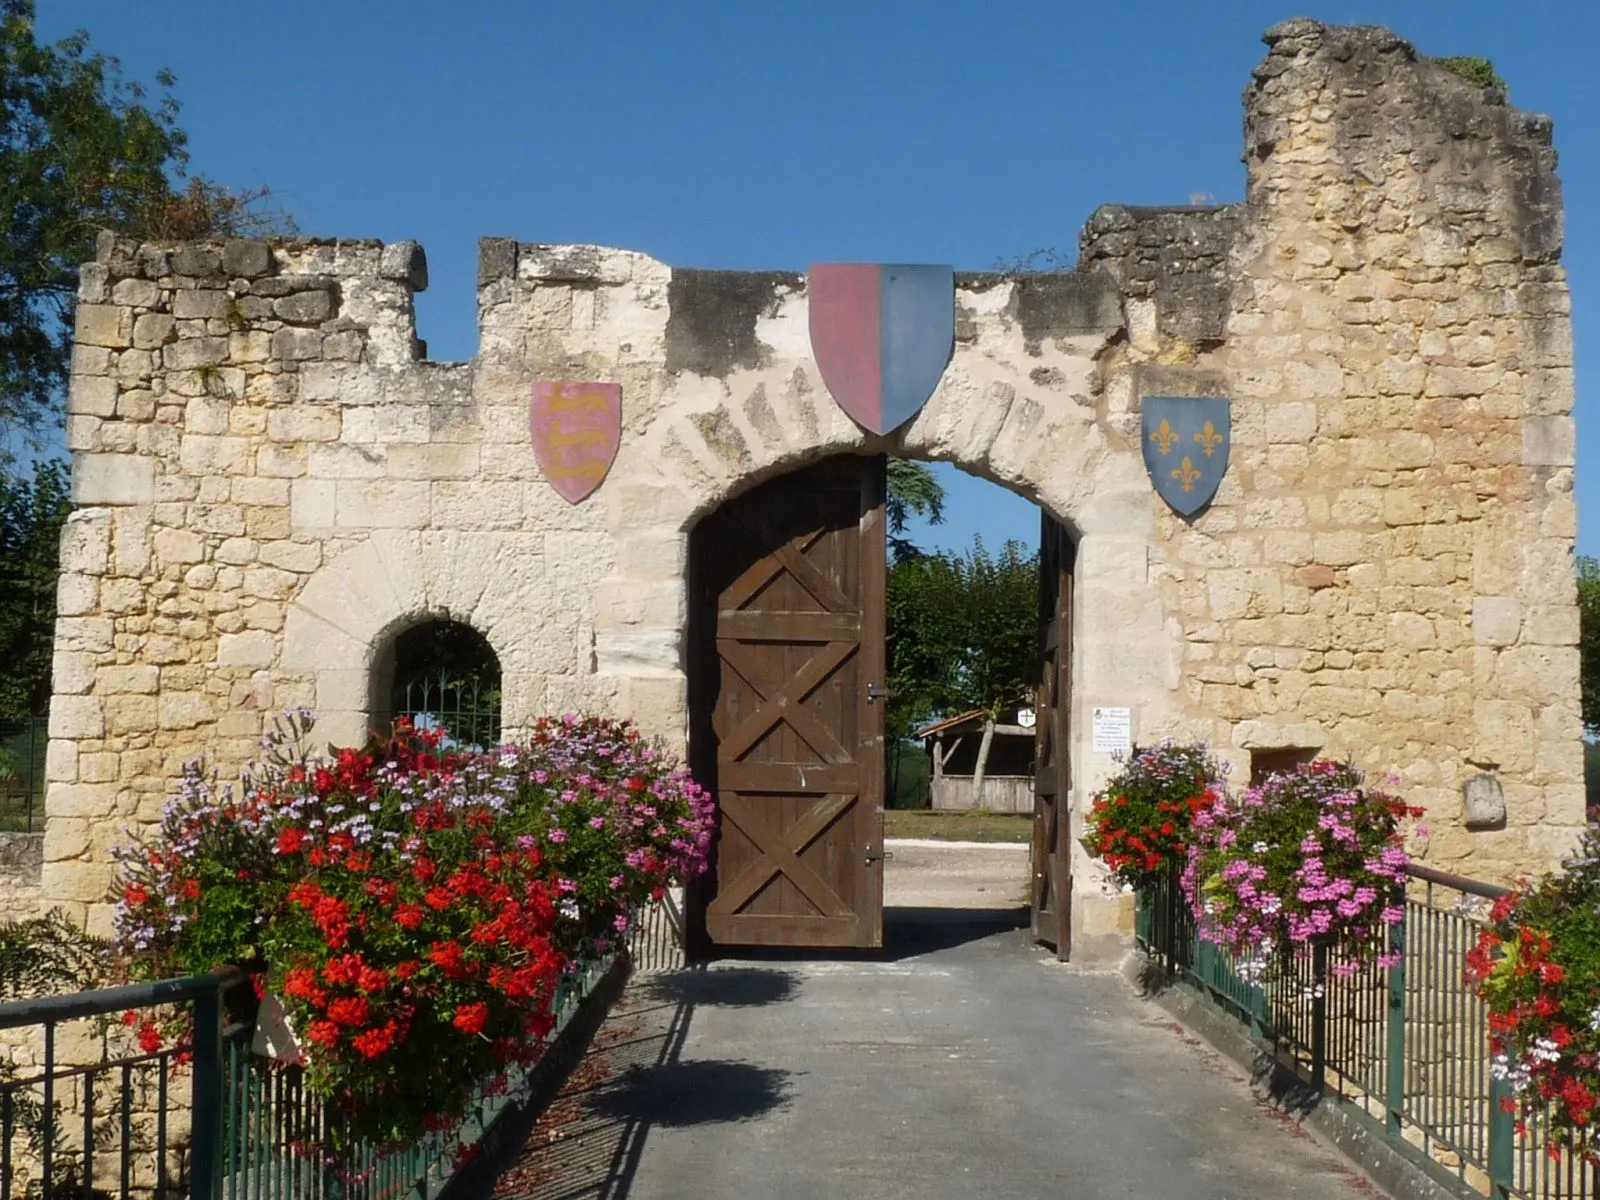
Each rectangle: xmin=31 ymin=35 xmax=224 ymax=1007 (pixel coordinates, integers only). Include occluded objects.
xmin=494 ymin=912 xmax=1380 ymax=1200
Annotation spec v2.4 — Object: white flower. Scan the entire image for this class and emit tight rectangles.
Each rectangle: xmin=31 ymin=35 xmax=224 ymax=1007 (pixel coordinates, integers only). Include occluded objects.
xmin=1531 ymin=1037 xmax=1562 ymax=1065
xmin=1590 ymin=1003 xmax=1600 ymax=1034
xmin=1252 ymin=841 xmax=1269 ymax=854
xmin=559 ymin=898 xmax=581 ymax=921
xmin=1491 ymin=1053 xmax=1534 ymax=1094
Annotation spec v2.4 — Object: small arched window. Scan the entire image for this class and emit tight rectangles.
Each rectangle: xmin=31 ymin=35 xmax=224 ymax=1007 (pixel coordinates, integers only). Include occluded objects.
xmin=374 ymin=620 xmax=502 ymax=749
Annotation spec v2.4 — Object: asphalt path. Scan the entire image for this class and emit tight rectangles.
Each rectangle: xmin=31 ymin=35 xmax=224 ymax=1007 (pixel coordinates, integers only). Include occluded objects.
xmin=497 ymin=910 xmax=1382 ymax=1199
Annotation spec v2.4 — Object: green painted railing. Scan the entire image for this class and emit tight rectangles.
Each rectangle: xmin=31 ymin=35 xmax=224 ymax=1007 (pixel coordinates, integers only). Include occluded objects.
xmin=0 ymin=957 xmax=616 ymax=1200
xmin=1137 ymin=864 xmax=1598 ymax=1200
xmin=220 ymin=956 xmax=615 ymax=1200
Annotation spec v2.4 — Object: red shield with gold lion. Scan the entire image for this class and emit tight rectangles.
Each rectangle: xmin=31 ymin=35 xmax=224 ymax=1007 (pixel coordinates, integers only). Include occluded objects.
xmin=531 ymin=381 xmax=622 ymax=503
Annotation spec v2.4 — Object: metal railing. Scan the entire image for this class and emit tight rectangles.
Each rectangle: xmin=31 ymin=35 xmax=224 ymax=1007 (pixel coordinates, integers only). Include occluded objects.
xmin=0 ymin=957 xmax=618 ymax=1200
xmin=0 ymin=966 xmax=248 ymax=1200
xmin=625 ymin=891 xmax=685 ymax=974
xmin=386 ymin=672 xmax=501 ymax=751
xmin=1136 ymin=863 xmax=1600 ymax=1199
xmin=0 ymin=715 xmax=46 ymax=833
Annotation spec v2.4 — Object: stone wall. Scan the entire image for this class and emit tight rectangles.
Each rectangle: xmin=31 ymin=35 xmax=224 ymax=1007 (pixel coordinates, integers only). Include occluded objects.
xmin=0 ymin=834 xmax=42 ymax=923
xmin=45 ymin=20 xmax=1583 ymax=958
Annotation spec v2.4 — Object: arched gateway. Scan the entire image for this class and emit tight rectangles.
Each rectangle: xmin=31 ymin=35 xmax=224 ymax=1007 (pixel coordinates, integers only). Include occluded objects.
xmin=43 ymin=22 xmax=1583 ymax=961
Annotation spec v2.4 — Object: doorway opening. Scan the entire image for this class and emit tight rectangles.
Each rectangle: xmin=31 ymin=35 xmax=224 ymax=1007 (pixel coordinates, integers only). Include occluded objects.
xmin=684 ymin=454 xmax=1075 ymax=961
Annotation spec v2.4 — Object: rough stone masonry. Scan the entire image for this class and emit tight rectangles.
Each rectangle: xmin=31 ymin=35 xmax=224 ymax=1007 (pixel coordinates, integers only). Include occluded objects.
xmin=38 ymin=20 xmax=1583 ymax=958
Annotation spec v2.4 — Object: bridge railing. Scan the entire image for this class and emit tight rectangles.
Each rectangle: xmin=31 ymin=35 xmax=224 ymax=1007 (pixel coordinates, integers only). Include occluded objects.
xmin=0 ymin=957 xmax=618 ymax=1200
xmin=1136 ymin=863 xmax=1599 ymax=1200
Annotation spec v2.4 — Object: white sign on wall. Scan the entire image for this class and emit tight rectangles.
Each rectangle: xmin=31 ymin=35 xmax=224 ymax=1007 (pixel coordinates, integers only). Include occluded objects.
xmin=1092 ymin=706 xmax=1132 ymax=756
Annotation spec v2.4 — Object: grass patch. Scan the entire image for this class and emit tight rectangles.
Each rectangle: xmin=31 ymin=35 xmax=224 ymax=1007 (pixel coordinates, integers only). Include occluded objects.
xmin=883 ymin=810 xmax=1032 ymax=843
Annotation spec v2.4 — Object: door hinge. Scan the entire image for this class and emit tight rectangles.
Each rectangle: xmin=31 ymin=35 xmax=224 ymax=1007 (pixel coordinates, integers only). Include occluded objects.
xmin=866 ymin=681 xmax=892 ymax=703
xmin=864 ymin=844 xmax=893 ymax=864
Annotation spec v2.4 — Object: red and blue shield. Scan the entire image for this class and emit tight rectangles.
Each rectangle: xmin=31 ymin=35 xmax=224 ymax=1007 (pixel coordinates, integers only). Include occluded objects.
xmin=1141 ymin=395 xmax=1231 ymax=517
xmin=531 ymin=380 xmax=622 ymax=503
xmin=808 ymin=263 xmax=954 ymax=435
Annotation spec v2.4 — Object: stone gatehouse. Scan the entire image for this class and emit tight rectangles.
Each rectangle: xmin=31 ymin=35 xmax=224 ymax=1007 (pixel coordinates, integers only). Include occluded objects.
xmin=40 ymin=20 xmax=1582 ymax=957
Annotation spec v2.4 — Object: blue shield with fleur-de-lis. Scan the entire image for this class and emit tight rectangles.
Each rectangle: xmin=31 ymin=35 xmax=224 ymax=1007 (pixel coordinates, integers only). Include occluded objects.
xmin=1141 ymin=396 xmax=1231 ymax=516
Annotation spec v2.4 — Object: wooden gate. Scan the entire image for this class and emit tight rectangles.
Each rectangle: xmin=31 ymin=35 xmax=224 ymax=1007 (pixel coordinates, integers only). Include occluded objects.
xmin=1031 ymin=512 xmax=1074 ymax=958
xmin=688 ymin=456 xmax=887 ymax=949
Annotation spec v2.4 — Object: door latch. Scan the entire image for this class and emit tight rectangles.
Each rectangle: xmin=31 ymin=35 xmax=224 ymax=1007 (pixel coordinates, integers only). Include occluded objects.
xmin=864 ymin=844 xmax=893 ymax=864
xmin=866 ymin=681 xmax=893 ymax=703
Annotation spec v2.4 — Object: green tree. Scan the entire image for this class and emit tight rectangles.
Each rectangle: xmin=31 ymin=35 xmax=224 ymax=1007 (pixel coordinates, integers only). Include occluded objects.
xmin=0 ymin=458 xmax=70 ymax=718
xmin=0 ymin=1 xmax=286 ymax=459
xmin=1579 ymin=556 xmax=1600 ymax=733
xmin=886 ymin=458 xmax=945 ymax=561
xmin=947 ymin=538 xmax=1038 ymax=808
xmin=886 ymin=536 xmax=1039 ymax=809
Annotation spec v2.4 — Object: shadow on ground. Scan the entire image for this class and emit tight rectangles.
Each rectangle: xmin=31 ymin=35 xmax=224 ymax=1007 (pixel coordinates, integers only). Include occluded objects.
xmin=638 ymin=966 xmax=798 ymax=1008
xmin=693 ymin=905 xmax=1030 ymax=966
xmin=587 ymin=1059 xmax=793 ymax=1127
xmin=486 ymin=908 xmax=1031 ymax=1198
xmin=488 ymin=973 xmax=796 ymax=1200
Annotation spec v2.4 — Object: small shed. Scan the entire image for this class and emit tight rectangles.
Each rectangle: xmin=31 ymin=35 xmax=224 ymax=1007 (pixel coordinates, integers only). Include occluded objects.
xmin=916 ymin=704 xmax=1036 ymax=813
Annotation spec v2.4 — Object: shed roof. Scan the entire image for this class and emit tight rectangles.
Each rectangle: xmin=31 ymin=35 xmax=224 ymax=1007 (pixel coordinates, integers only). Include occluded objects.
xmin=914 ymin=703 xmax=1036 ymax=740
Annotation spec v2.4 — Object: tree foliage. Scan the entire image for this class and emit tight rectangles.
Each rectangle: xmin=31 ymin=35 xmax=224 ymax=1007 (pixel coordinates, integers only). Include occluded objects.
xmin=886 ymin=536 xmax=1039 ymax=739
xmin=1578 ymin=556 xmax=1600 ymax=736
xmin=0 ymin=1 xmax=288 ymax=455
xmin=885 ymin=458 xmax=945 ymax=561
xmin=0 ymin=458 xmax=69 ymax=718
xmin=887 ymin=536 xmax=1039 ymax=808
xmin=1427 ymin=54 xmax=1507 ymax=100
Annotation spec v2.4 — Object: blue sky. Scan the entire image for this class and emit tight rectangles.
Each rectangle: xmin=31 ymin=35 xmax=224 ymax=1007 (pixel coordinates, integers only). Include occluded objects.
xmin=41 ymin=1 xmax=1599 ymax=557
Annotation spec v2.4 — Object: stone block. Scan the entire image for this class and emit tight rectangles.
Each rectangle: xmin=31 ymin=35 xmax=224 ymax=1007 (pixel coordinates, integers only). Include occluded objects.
xmin=218 ymin=630 xmax=277 ymax=668
xmin=222 ymin=239 xmax=272 ymax=277
xmin=268 ymin=406 xmax=342 ymax=443
xmin=232 ymin=477 xmax=291 ymax=507
xmin=58 ymin=511 xmax=110 ymax=576
xmin=291 ymin=479 xmax=337 ymax=528
xmin=272 ymin=328 xmax=325 ymax=361
xmin=273 ymin=290 xmax=333 ymax=323
xmin=49 ymin=697 xmax=103 ymax=740
xmin=216 ymin=536 xmax=258 ymax=565
xmin=1265 ymin=400 xmax=1318 ymax=443
xmin=100 ymin=666 xmax=158 ymax=694
xmin=172 ymin=245 xmax=222 ymax=276
xmin=1463 ymin=774 xmax=1507 ymax=829
xmin=172 ymin=289 xmax=229 ymax=320
xmin=380 ymin=240 xmax=428 ymax=290
xmin=1472 ymin=596 xmax=1521 ymax=647
xmin=184 ymin=395 xmax=231 ymax=435
xmin=68 ymin=375 xmax=118 ymax=418
xmin=153 ymin=526 xmax=206 ymax=565
xmin=75 ymin=305 xmax=132 ymax=348
xmin=46 ymin=784 xmax=118 ymax=820
xmin=335 ymin=480 xmax=430 ymax=529
xmin=78 ymin=262 xmax=110 ymax=303
xmin=1524 ymin=416 xmax=1575 ymax=466
xmin=258 ymin=539 xmax=322 ymax=573
xmin=72 ymin=453 xmax=154 ymax=505
xmin=385 ymin=442 xmax=481 ymax=479
xmin=257 ymin=443 xmax=308 ymax=478
xmin=164 ymin=336 xmax=229 ymax=370
xmin=132 ymin=312 xmax=176 ymax=350
xmin=159 ymin=692 xmax=214 ymax=730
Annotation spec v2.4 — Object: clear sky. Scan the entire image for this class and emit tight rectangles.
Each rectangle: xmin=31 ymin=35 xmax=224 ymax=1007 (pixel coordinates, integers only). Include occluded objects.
xmin=40 ymin=1 xmax=1599 ymax=558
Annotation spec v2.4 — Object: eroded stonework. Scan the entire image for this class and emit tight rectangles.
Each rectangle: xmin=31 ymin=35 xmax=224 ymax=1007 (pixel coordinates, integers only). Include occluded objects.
xmin=44 ymin=21 xmax=1583 ymax=958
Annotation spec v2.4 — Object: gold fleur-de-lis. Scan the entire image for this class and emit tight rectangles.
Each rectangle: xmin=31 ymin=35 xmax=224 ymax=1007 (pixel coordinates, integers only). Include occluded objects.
xmin=1149 ymin=418 xmax=1180 ymax=455
xmin=1193 ymin=420 xmax=1224 ymax=457
xmin=1171 ymin=457 xmax=1202 ymax=493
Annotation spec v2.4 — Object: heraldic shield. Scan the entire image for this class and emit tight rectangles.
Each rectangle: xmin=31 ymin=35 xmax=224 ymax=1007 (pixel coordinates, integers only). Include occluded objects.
xmin=1141 ymin=395 xmax=1230 ymax=516
xmin=809 ymin=263 xmax=954 ymax=435
xmin=531 ymin=380 xmax=622 ymax=503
